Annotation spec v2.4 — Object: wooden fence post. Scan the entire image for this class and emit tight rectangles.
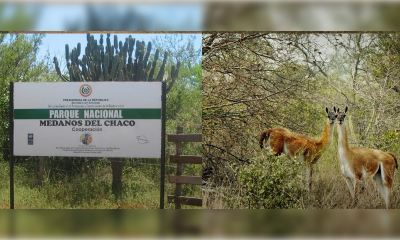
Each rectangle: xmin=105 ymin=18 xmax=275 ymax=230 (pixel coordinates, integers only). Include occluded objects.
xmin=167 ymin=126 xmax=202 ymax=208
xmin=175 ymin=126 xmax=183 ymax=209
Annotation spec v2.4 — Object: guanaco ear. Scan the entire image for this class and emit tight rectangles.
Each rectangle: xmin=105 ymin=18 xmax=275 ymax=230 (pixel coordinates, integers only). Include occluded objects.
xmin=325 ymin=107 xmax=329 ymax=114
xmin=333 ymin=106 xmax=337 ymax=113
xmin=344 ymin=106 xmax=348 ymax=113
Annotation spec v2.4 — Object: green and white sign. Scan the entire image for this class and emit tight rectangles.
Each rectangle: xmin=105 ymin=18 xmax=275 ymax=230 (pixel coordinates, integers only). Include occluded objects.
xmin=13 ymin=82 xmax=162 ymax=158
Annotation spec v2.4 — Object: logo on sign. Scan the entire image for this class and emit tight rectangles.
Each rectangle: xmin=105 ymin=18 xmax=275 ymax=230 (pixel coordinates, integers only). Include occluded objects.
xmin=80 ymin=133 xmax=92 ymax=145
xmin=28 ymin=133 xmax=34 ymax=145
xmin=79 ymin=84 xmax=92 ymax=97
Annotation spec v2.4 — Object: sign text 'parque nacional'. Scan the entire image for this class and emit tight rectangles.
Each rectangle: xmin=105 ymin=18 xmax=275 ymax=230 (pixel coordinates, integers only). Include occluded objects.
xmin=13 ymin=82 xmax=162 ymax=158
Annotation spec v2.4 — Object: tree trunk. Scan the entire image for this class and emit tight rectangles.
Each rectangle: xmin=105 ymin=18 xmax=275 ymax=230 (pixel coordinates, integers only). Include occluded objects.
xmin=111 ymin=158 xmax=123 ymax=199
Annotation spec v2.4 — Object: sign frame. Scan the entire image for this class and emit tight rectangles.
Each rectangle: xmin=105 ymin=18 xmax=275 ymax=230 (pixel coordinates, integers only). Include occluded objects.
xmin=9 ymin=81 xmax=167 ymax=209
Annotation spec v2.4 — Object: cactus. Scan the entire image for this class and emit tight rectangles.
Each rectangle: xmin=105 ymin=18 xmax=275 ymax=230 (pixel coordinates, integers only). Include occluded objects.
xmin=104 ymin=53 xmax=110 ymax=77
xmin=53 ymin=33 xmax=180 ymax=92
xmin=148 ymin=49 xmax=159 ymax=81
xmin=156 ymin=51 xmax=168 ymax=82
xmin=128 ymin=36 xmax=134 ymax=56
xmin=99 ymin=34 xmax=103 ymax=46
xmin=77 ymin=43 xmax=81 ymax=57
xmin=65 ymin=44 xmax=69 ymax=62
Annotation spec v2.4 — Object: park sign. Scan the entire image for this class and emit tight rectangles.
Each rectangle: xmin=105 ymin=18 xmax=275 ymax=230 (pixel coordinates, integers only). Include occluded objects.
xmin=12 ymin=82 xmax=163 ymax=158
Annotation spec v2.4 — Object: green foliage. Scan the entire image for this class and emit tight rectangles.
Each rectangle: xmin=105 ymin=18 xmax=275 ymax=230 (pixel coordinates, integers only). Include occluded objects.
xmin=166 ymin=62 xmax=201 ymax=131
xmin=279 ymin=99 xmax=325 ymax=137
xmin=161 ymin=35 xmax=202 ymax=202
xmin=0 ymin=34 xmax=50 ymax=160
xmin=379 ymin=129 xmax=400 ymax=154
xmin=164 ymin=57 xmax=202 ymax=203
xmin=236 ymin=154 xmax=307 ymax=209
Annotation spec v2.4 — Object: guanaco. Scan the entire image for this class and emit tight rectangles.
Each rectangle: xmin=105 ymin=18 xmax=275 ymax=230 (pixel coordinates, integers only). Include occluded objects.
xmin=259 ymin=107 xmax=337 ymax=197
xmin=336 ymin=106 xmax=398 ymax=209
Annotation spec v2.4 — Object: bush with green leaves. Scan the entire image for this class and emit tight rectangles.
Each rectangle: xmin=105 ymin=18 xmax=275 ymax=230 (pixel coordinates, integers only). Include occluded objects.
xmin=237 ymin=154 xmax=307 ymax=209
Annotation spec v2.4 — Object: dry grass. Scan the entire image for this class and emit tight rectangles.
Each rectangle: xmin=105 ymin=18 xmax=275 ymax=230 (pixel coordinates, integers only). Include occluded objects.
xmin=310 ymin=157 xmax=400 ymax=209
xmin=203 ymin=145 xmax=400 ymax=209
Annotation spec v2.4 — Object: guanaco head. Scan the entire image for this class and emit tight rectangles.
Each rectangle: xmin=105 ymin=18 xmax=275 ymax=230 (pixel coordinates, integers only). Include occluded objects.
xmin=326 ymin=107 xmax=337 ymax=124
xmin=335 ymin=106 xmax=348 ymax=125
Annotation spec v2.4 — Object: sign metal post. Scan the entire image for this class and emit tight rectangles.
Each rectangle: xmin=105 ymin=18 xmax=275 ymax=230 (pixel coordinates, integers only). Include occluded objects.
xmin=10 ymin=82 xmax=14 ymax=209
xmin=160 ymin=81 xmax=166 ymax=209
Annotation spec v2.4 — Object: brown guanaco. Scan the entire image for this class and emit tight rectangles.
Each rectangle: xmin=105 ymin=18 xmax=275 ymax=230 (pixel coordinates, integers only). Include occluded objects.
xmin=259 ymin=107 xmax=337 ymax=198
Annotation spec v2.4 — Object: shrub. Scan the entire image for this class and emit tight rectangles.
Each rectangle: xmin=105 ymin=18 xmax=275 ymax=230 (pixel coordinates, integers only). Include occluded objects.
xmin=237 ymin=153 xmax=307 ymax=209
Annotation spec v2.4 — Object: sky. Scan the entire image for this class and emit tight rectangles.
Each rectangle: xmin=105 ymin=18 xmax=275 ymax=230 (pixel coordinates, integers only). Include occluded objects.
xmin=16 ymin=3 xmax=202 ymax=31
xmin=4 ymin=1 xmax=400 ymax=31
xmin=38 ymin=32 xmax=202 ymax=73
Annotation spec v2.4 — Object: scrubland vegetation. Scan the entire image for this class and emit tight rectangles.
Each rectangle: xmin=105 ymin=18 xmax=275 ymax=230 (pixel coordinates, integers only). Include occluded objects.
xmin=202 ymin=33 xmax=400 ymax=209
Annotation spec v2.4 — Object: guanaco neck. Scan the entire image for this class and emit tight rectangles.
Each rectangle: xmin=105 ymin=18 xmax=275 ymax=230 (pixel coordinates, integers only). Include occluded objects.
xmin=337 ymin=121 xmax=350 ymax=152
xmin=317 ymin=119 xmax=335 ymax=149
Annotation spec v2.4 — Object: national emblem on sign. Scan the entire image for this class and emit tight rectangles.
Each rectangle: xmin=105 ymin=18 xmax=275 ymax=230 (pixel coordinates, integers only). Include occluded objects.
xmin=79 ymin=84 xmax=92 ymax=97
xmin=80 ymin=133 xmax=92 ymax=145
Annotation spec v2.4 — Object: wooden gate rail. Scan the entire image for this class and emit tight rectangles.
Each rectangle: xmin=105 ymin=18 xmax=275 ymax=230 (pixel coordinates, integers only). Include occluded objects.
xmin=167 ymin=127 xmax=202 ymax=209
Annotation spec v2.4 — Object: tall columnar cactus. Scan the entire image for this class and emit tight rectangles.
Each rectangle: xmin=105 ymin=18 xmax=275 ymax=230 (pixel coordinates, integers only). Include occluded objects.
xmin=53 ymin=33 xmax=180 ymax=93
